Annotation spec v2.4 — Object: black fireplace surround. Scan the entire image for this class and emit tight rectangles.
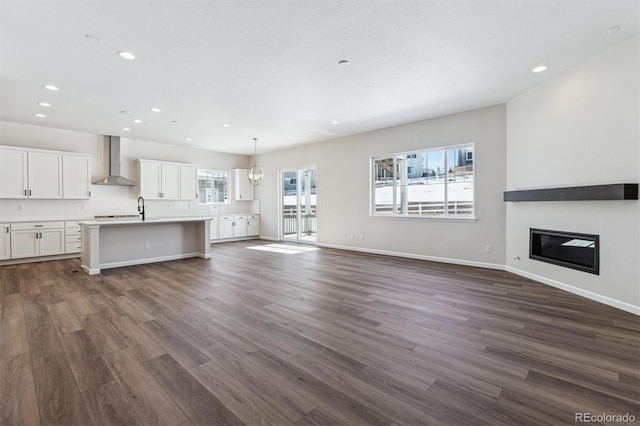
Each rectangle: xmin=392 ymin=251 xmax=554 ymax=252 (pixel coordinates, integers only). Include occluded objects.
xmin=530 ymin=228 xmax=599 ymax=275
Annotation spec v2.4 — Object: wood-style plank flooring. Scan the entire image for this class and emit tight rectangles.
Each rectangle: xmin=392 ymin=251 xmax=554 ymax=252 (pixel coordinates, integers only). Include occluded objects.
xmin=1 ymin=240 xmax=638 ymax=425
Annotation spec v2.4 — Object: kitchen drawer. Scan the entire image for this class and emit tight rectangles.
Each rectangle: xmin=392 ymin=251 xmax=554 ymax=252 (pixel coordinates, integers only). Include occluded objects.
xmin=65 ymin=242 xmax=82 ymax=254
xmin=233 ymin=215 xmax=247 ymax=220
xmin=11 ymin=221 xmax=64 ymax=231
xmin=65 ymin=234 xmax=81 ymax=243
xmin=65 ymin=221 xmax=82 ymax=228
xmin=65 ymin=227 xmax=82 ymax=236
xmin=219 ymin=215 xmax=233 ymax=221
xmin=248 ymin=215 xmax=259 ymax=220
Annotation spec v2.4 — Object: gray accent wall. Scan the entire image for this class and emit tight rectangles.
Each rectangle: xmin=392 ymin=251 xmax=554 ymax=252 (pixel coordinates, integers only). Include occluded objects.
xmin=505 ymin=35 xmax=639 ymax=312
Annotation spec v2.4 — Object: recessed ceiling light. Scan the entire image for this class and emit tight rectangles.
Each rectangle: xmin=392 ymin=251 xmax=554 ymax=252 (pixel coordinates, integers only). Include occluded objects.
xmin=43 ymin=85 xmax=59 ymax=91
xmin=84 ymin=34 xmax=103 ymax=43
xmin=150 ymin=108 xmax=161 ymax=113
xmin=132 ymin=119 xmax=142 ymax=123
xmin=37 ymin=102 xmax=51 ymax=107
xmin=330 ymin=120 xmax=339 ymax=124
xmin=185 ymin=138 xmax=192 ymax=141
xmin=221 ymin=123 xmax=230 ymax=127
xmin=34 ymin=113 xmax=47 ymax=118
xmin=117 ymin=51 xmax=136 ymax=60
xmin=608 ymin=26 xmax=621 ymax=35
xmin=122 ymin=127 xmax=131 ymax=131
xmin=338 ymin=60 xmax=350 ymax=67
xmin=532 ymin=65 xmax=548 ymax=73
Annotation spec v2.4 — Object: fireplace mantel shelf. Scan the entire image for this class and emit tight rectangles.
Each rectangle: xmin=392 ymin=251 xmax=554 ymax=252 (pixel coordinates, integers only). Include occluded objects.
xmin=504 ymin=183 xmax=638 ymax=202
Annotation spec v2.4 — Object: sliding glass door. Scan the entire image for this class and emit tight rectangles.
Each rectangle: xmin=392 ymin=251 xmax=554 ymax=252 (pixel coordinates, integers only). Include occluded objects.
xmin=281 ymin=167 xmax=317 ymax=243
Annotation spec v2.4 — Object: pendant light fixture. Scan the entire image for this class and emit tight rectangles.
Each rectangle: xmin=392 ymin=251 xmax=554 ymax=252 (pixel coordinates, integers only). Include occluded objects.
xmin=247 ymin=137 xmax=264 ymax=186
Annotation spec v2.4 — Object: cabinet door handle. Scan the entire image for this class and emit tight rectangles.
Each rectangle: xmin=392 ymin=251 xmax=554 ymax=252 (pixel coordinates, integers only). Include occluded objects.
xmin=88 ymin=190 xmax=91 ymax=196
xmin=24 ymin=189 xmax=27 ymax=196
xmin=5 ymin=227 xmax=8 ymax=234
xmin=29 ymin=189 xmax=32 ymax=196
xmin=34 ymin=224 xmax=44 ymax=227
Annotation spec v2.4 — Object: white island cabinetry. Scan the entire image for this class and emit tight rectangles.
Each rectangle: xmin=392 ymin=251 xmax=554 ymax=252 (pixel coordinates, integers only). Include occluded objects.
xmin=80 ymin=217 xmax=212 ymax=275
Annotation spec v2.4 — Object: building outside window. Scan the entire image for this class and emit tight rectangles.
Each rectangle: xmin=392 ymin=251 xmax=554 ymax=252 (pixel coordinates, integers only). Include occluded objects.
xmin=198 ymin=169 xmax=229 ymax=204
xmin=371 ymin=143 xmax=474 ymax=217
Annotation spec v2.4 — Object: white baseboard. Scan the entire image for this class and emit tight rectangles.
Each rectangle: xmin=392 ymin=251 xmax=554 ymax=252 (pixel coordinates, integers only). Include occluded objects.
xmin=505 ymin=266 xmax=639 ymax=316
xmin=316 ymin=243 xmax=505 ymax=271
xmin=258 ymin=235 xmax=279 ymax=241
xmin=99 ymin=252 xmax=207 ymax=271
xmin=0 ymin=253 xmax=79 ymax=266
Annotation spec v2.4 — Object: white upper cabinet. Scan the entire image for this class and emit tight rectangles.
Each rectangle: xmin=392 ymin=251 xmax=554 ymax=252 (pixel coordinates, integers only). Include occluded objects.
xmin=138 ymin=159 xmax=197 ymax=200
xmin=0 ymin=147 xmax=91 ymax=200
xmin=179 ymin=165 xmax=197 ymax=200
xmin=0 ymin=147 xmax=62 ymax=199
xmin=0 ymin=148 xmax=28 ymax=198
xmin=233 ymin=169 xmax=254 ymax=201
xmin=139 ymin=160 xmax=162 ymax=199
xmin=160 ymin=163 xmax=180 ymax=200
xmin=62 ymin=154 xmax=91 ymax=199
xmin=28 ymin=152 xmax=63 ymax=199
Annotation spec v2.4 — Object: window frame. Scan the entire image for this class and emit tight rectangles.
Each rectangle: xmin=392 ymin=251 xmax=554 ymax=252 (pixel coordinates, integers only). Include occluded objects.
xmin=370 ymin=143 xmax=475 ymax=220
xmin=197 ymin=169 xmax=230 ymax=205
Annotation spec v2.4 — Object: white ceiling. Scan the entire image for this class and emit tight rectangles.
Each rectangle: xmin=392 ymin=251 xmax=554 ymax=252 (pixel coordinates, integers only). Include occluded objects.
xmin=1 ymin=0 xmax=638 ymax=155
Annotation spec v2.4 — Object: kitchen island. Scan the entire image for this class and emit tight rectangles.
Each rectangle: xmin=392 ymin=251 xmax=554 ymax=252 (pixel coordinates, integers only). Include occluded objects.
xmin=80 ymin=217 xmax=212 ymax=275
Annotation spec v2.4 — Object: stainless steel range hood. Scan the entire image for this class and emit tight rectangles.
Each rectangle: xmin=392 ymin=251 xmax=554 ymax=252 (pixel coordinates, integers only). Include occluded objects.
xmin=92 ymin=136 xmax=137 ymax=186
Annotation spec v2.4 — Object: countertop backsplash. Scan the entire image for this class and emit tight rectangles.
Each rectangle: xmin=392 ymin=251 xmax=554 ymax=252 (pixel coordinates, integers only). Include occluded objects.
xmin=0 ymin=185 xmax=259 ymax=222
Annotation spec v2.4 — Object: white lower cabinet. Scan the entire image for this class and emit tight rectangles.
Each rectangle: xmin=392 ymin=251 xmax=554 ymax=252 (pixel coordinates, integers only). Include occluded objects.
xmin=209 ymin=217 xmax=219 ymax=240
xmin=0 ymin=224 xmax=10 ymax=260
xmin=217 ymin=215 xmax=257 ymax=239
xmin=248 ymin=215 xmax=259 ymax=237
xmin=65 ymin=221 xmax=82 ymax=254
xmin=219 ymin=216 xmax=234 ymax=239
xmin=233 ymin=215 xmax=248 ymax=237
xmin=10 ymin=222 xmax=65 ymax=259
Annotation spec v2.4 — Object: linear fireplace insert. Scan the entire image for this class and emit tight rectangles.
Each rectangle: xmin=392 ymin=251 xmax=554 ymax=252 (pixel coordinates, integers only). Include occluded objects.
xmin=530 ymin=228 xmax=599 ymax=275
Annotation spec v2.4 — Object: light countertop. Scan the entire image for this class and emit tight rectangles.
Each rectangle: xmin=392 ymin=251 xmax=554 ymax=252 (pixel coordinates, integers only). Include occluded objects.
xmin=79 ymin=216 xmax=214 ymax=226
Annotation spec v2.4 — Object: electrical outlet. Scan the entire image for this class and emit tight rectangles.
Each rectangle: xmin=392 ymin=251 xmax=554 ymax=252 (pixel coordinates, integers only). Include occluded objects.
xmin=17 ymin=204 xmax=24 ymax=211
xmin=80 ymin=204 xmax=86 ymax=211
xmin=359 ymin=235 xmax=364 ymax=240
xmin=349 ymin=234 xmax=354 ymax=240
xmin=144 ymin=242 xmax=150 ymax=249
xmin=485 ymin=245 xmax=492 ymax=253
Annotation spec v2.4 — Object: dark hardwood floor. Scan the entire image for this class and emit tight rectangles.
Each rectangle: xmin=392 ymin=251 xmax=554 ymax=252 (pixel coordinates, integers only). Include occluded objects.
xmin=1 ymin=240 xmax=638 ymax=425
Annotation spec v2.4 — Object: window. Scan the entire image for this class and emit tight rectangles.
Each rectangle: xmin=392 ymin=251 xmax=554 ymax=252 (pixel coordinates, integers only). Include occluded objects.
xmin=198 ymin=169 xmax=229 ymax=204
xmin=371 ymin=144 xmax=474 ymax=217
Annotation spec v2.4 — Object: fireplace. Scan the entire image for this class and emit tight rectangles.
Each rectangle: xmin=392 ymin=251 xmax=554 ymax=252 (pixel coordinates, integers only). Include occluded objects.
xmin=530 ymin=228 xmax=599 ymax=275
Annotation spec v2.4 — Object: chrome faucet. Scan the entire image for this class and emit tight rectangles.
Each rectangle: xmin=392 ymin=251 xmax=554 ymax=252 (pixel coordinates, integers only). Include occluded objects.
xmin=137 ymin=196 xmax=145 ymax=221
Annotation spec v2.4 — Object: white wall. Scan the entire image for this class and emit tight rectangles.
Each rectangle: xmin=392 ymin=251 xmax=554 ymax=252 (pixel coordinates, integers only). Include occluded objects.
xmin=505 ymin=35 xmax=639 ymax=313
xmin=256 ymin=104 xmax=507 ymax=268
xmin=0 ymin=121 xmax=255 ymax=221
